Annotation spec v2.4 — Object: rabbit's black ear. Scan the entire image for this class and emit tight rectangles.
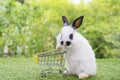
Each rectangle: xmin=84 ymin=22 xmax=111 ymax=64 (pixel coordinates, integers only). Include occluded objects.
xmin=62 ymin=16 xmax=69 ymax=26
xmin=72 ymin=16 xmax=84 ymax=29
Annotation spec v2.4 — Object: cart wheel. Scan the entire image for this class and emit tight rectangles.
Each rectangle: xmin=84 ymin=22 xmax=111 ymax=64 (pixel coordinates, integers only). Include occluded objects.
xmin=41 ymin=73 xmax=46 ymax=78
xmin=63 ymin=74 xmax=67 ymax=78
xmin=59 ymin=69 xmax=63 ymax=74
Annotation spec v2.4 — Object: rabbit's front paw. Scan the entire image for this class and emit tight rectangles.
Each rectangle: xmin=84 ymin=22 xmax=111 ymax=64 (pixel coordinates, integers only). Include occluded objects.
xmin=63 ymin=70 xmax=69 ymax=74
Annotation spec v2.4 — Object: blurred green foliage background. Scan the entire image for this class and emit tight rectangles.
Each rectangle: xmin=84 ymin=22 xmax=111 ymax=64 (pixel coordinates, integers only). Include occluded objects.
xmin=0 ymin=0 xmax=120 ymax=58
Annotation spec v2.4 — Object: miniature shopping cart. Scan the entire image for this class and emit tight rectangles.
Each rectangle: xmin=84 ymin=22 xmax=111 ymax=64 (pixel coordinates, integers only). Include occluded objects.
xmin=34 ymin=50 xmax=66 ymax=77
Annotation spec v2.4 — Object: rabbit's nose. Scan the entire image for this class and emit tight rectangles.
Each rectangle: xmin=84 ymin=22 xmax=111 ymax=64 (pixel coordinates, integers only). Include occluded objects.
xmin=61 ymin=41 xmax=64 ymax=45
xmin=66 ymin=41 xmax=71 ymax=46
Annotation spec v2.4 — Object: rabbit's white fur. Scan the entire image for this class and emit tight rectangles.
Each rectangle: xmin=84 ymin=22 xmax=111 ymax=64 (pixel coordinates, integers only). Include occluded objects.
xmin=56 ymin=16 xmax=96 ymax=79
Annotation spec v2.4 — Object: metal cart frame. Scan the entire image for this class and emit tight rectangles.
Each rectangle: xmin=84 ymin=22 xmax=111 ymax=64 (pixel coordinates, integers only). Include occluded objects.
xmin=34 ymin=50 xmax=66 ymax=77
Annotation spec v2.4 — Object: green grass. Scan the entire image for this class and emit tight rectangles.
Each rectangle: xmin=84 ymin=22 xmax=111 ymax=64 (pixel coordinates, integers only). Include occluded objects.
xmin=0 ymin=57 xmax=120 ymax=80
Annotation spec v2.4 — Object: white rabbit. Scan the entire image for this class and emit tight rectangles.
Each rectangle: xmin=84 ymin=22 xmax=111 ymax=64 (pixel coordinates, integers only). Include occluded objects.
xmin=56 ymin=16 xmax=96 ymax=79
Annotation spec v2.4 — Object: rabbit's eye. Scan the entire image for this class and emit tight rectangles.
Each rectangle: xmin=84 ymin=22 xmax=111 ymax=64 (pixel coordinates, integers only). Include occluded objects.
xmin=61 ymin=41 xmax=64 ymax=45
xmin=69 ymin=33 xmax=73 ymax=40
